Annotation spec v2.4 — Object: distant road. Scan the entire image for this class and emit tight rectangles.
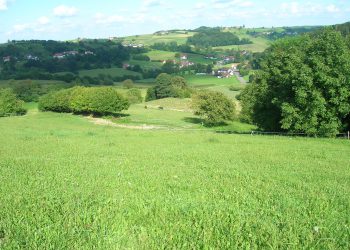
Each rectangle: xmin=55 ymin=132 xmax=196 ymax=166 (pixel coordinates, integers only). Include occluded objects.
xmin=233 ymin=70 xmax=247 ymax=84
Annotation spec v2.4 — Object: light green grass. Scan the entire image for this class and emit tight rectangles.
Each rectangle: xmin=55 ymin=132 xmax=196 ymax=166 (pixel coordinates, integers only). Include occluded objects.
xmin=145 ymin=50 xmax=177 ymax=61
xmin=79 ymin=67 xmax=142 ymax=78
xmin=213 ymin=37 xmax=270 ymax=53
xmin=0 ymin=108 xmax=349 ymax=249
xmin=123 ymin=31 xmax=195 ymax=46
xmin=185 ymin=75 xmax=240 ymax=87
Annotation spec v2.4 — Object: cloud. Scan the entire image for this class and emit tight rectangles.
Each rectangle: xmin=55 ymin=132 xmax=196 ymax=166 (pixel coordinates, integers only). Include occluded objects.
xmin=13 ymin=24 xmax=29 ymax=33
xmin=94 ymin=13 xmax=126 ymax=24
xmin=143 ymin=0 xmax=163 ymax=8
xmin=212 ymin=0 xmax=254 ymax=9
xmin=37 ymin=16 xmax=50 ymax=25
xmin=326 ymin=4 xmax=340 ymax=13
xmin=53 ymin=5 xmax=78 ymax=17
xmin=0 ymin=0 xmax=7 ymax=10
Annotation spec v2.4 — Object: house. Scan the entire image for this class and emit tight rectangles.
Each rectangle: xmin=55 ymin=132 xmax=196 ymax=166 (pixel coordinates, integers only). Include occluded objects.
xmin=53 ymin=53 xmax=65 ymax=59
xmin=204 ymin=55 xmax=217 ymax=60
xmin=53 ymin=51 xmax=78 ymax=59
xmin=123 ymin=63 xmax=130 ymax=69
xmin=65 ymin=51 xmax=78 ymax=56
xmin=214 ymin=68 xmax=235 ymax=78
xmin=3 ymin=56 xmax=11 ymax=63
xmin=179 ymin=61 xmax=194 ymax=69
xmin=84 ymin=51 xmax=95 ymax=55
xmin=26 ymin=55 xmax=39 ymax=61
xmin=180 ymin=54 xmax=188 ymax=60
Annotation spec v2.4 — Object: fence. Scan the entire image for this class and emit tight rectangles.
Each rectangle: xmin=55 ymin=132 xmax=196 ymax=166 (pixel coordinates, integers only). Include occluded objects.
xmin=217 ymin=130 xmax=350 ymax=140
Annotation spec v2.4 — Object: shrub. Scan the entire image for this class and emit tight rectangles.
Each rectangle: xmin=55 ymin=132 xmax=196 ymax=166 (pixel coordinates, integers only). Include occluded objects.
xmin=69 ymin=87 xmax=130 ymax=115
xmin=38 ymin=88 xmax=74 ymax=113
xmin=0 ymin=88 xmax=27 ymax=117
xmin=192 ymin=90 xmax=236 ymax=125
xmin=126 ymin=88 xmax=143 ymax=104
xmin=39 ymin=87 xmax=130 ymax=116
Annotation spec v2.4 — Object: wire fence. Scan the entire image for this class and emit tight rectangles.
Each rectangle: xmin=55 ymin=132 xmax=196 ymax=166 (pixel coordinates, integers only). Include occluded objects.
xmin=217 ymin=130 xmax=350 ymax=139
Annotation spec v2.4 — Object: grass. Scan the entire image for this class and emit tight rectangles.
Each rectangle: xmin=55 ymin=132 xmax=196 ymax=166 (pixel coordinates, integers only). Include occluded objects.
xmin=123 ymin=31 xmax=196 ymax=46
xmin=78 ymin=67 xmax=142 ymax=78
xmin=145 ymin=50 xmax=177 ymax=61
xmin=185 ymin=75 xmax=240 ymax=87
xmin=0 ymin=106 xmax=349 ymax=249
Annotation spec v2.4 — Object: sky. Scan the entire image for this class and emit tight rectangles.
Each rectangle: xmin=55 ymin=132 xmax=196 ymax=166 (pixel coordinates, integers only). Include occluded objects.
xmin=0 ymin=0 xmax=350 ymax=42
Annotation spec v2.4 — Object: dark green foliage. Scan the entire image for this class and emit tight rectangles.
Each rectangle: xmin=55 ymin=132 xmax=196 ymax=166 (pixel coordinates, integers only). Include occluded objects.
xmin=0 ymin=88 xmax=26 ymax=117
xmin=240 ymin=29 xmax=350 ymax=137
xmin=334 ymin=22 xmax=350 ymax=36
xmin=0 ymin=40 xmax=131 ymax=80
xmin=192 ymin=90 xmax=236 ymax=125
xmin=125 ymin=88 xmax=143 ymax=104
xmin=132 ymin=54 xmax=150 ymax=61
xmin=187 ymin=28 xmax=252 ymax=47
xmin=151 ymin=42 xmax=192 ymax=53
xmin=39 ymin=86 xmax=129 ymax=115
xmin=145 ymin=73 xmax=190 ymax=101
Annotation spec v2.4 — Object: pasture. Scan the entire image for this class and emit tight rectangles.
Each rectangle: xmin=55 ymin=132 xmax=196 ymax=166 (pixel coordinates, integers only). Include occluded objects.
xmin=123 ymin=31 xmax=195 ymax=46
xmin=0 ymin=105 xmax=349 ymax=249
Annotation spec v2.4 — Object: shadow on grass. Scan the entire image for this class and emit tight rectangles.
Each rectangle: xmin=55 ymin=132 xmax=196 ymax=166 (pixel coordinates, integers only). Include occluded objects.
xmin=76 ymin=112 xmax=130 ymax=118
xmin=183 ymin=117 xmax=228 ymax=127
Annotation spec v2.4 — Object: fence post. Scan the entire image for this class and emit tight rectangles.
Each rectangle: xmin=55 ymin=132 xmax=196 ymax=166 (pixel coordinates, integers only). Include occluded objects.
xmin=348 ymin=131 xmax=350 ymax=140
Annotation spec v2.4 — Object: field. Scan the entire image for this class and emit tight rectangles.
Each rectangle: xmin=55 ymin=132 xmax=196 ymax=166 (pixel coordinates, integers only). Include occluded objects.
xmin=185 ymin=75 xmax=240 ymax=86
xmin=0 ymin=105 xmax=349 ymax=249
xmin=78 ymin=67 xmax=142 ymax=78
xmin=122 ymin=31 xmax=196 ymax=46
xmin=145 ymin=50 xmax=177 ymax=61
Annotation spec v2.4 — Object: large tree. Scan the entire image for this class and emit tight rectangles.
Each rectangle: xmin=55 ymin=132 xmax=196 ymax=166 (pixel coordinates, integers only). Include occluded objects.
xmin=240 ymin=29 xmax=350 ymax=136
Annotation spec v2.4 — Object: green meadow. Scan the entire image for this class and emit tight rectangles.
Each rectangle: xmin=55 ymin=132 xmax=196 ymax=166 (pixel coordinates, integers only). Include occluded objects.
xmin=0 ymin=104 xmax=349 ymax=249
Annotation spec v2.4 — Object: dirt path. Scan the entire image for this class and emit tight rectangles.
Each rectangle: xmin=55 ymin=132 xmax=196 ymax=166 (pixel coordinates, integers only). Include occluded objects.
xmin=233 ymin=70 xmax=247 ymax=84
xmin=87 ymin=117 xmax=162 ymax=130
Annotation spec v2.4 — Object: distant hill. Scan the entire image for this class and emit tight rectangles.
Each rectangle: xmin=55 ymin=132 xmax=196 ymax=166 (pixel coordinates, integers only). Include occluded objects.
xmin=334 ymin=22 xmax=350 ymax=36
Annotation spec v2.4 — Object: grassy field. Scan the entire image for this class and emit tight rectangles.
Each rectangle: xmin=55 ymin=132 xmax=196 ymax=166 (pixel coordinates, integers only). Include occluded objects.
xmin=79 ymin=68 xmax=142 ymax=78
xmin=145 ymin=50 xmax=177 ymax=61
xmin=185 ymin=75 xmax=240 ymax=87
xmin=128 ymin=60 xmax=162 ymax=70
xmin=0 ymin=106 xmax=349 ymax=249
xmin=123 ymin=31 xmax=195 ymax=46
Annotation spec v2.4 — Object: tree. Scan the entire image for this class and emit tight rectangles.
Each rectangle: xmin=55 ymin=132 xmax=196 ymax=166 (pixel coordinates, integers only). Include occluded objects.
xmin=240 ymin=29 xmax=350 ymax=136
xmin=125 ymin=88 xmax=143 ymax=104
xmin=145 ymin=74 xmax=190 ymax=101
xmin=0 ymin=88 xmax=27 ymax=117
xmin=122 ymin=79 xmax=134 ymax=89
xmin=192 ymin=90 xmax=236 ymax=125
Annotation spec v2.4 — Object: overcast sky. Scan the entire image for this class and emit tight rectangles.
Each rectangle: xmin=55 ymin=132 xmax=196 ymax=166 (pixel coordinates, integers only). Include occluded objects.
xmin=0 ymin=0 xmax=350 ymax=42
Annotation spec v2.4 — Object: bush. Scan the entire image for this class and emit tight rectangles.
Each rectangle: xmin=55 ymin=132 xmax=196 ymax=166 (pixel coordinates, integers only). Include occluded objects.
xmin=125 ymin=88 xmax=143 ymax=104
xmin=192 ymin=90 xmax=236 ymax=125
xmin=39 ymin=86 xmax=130 ymax=116
xmin=38 ymin=88 xmax=74 ymax=113
xmin=0 ymin=88 xmax=27 ymax=117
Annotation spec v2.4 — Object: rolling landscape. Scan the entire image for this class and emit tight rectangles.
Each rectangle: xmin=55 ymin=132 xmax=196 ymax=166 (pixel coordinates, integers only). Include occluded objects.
xmin=1 ymin=0 xmax=350 ymax=249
